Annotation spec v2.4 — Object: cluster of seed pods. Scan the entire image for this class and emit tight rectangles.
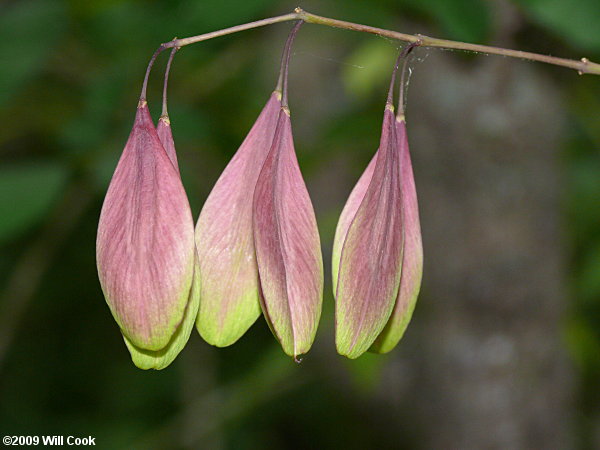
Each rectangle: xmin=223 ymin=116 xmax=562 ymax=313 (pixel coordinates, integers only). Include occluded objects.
xmin=96 ymin=22 xmax=422 ymax=369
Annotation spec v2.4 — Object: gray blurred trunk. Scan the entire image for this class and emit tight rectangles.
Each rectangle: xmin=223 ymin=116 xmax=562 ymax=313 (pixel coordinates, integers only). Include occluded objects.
xmin=378 ymin=50 xmax=574 ymax=449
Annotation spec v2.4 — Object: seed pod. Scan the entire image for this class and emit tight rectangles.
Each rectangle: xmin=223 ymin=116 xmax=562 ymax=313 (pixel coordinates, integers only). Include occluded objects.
xmin=334 ymin=45 xmax=422 ymax=358
xmin=96 ymin=101 xmax=196 ymax=356
xmin=124 ymin=103 xmax=200 ymax=369
xmin=253 ymin=106 xmax=324 ymax=358
xmin=195 ymin=92 xmax=281 ymax=347
xmin=370 ymin=115 xmax=422 ymax=354
xmin=333 ymin=104 xmax=404 ymax=359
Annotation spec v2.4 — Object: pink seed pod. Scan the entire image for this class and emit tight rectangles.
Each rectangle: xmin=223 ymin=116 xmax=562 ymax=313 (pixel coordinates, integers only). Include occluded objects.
xmin=333 ymin=45 xmax=422 ymax=358
xmin=97 ymin=47 xmax=198 ymax=369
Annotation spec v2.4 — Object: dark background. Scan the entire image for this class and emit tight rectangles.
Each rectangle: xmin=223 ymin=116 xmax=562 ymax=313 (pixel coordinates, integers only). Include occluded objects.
xmin=1 ymin=0 xmax=599 ymax=448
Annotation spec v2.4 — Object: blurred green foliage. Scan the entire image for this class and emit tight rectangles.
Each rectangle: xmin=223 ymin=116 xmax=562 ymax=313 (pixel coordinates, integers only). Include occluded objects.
xmin=0 ymin=163 xmax=68 ymax=243
xmin=0 ymin=0 xmax=599 ymax=448
xmin=0 ymin=0 xmax=67 ymax=105
xmin=513 ymin=0 xmax=600 ymax=52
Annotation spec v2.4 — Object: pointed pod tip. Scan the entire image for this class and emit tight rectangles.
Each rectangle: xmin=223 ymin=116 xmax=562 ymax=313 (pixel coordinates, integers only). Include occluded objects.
xmin=336 ymin=345 xmax=362 ymax=360
xmin=196 ymin=313 xmax=259 ymax=348
xmin=368 ymin=340 xmax=396 ymax=355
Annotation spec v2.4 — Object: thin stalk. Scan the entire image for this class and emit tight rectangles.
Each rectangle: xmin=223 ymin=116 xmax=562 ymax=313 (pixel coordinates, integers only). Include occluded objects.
xmin=386 ymin=60 xmax=398 ymax=107
xmin=387 ymin=42 xmax=420 ymax=107
xmin=140 ymin=44 xmax=167 ymax=102
xmin=397 ymin=56 xmax=410 ymax=118
xmin=297 ymin=9 xmax=600 ymax=75
xmin=276 ymin=21 xmax=304 ymax=95
xmin=397 ymin=44 xmax=419 ymax=117
xmin=165 ymin=13 xmax=299 ymax=48
xmin=161 ymin=8 xmax=600 ymax=76
xmin=278 ymin=21 xmax=303 ymax=109
xmin=162 ymin=46 xmax=179 ymax=118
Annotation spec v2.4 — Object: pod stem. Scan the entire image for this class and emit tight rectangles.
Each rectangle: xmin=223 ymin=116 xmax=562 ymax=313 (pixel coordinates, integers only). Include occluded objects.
xmin=397 ymin=42 xmax=419 ymax=117
xmin=140 ymin=44 xmax=167 ymax=102
xmin=276 ymin=20 xmax=304 ymax=109
xmin=386 ymin=42 xmax=419 ymax=107
xmin=162 ymin=46 xmax=179 ymax=118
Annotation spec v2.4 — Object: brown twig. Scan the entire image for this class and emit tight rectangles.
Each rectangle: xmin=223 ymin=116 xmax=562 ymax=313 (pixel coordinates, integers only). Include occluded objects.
xmin=158 ymin=8 xmax=599 ymax=76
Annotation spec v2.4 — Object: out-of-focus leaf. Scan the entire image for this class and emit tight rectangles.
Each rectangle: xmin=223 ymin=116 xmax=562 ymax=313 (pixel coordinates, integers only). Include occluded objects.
xmin=60 ymin=70 xmax=124 ymax=160
xmin=567 ymin=157 xmax=600 ymax=240
xmin=0 ymin=163 xmax=69 ymax=243
xmin=513 ymin=0 xmax=600 ymax=52
xmin=565 ymin=317 xmax=600 ymax=371
xmin=343 ymin=40 xmax=398 ymax=100
xmin=571 ymin=79 xmax=600 ymax=144
xmin=0 ymin=0 xmax=67 ymax=106
xmin=404 ymin=0 xmax=490 ymax=43
xmin=176 ymin=0 xmax=274 ymax=31
xmin=578 ymin=243 xmax=600 ymax=305
xmin=310 ymin=0 xmax=396 ymax=29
